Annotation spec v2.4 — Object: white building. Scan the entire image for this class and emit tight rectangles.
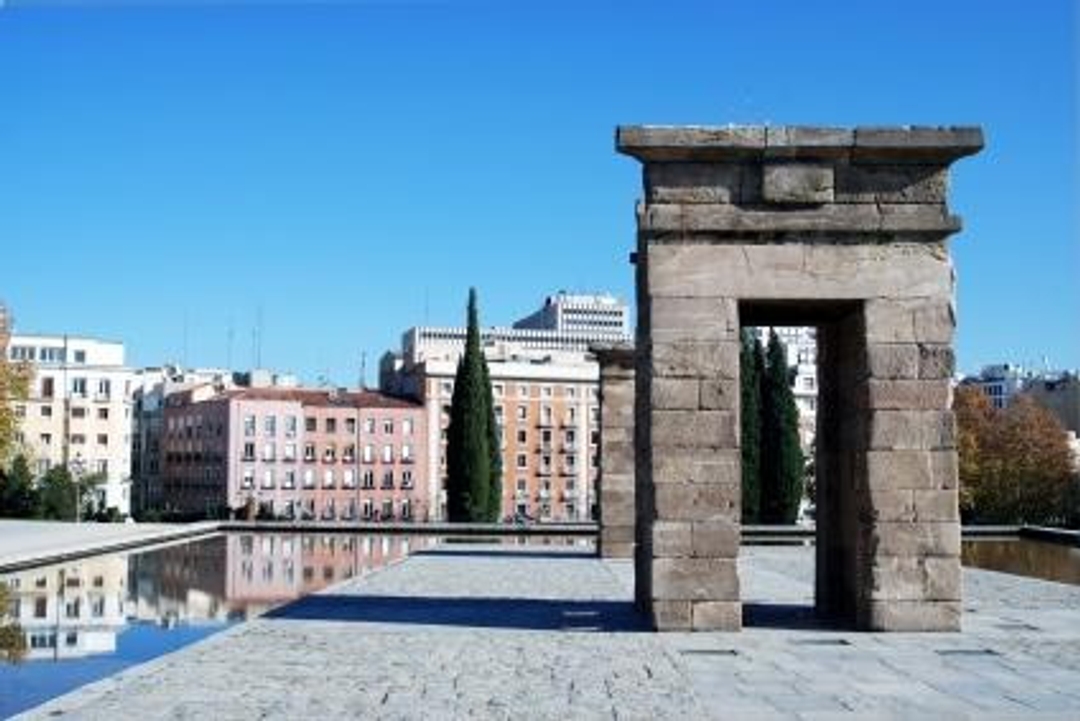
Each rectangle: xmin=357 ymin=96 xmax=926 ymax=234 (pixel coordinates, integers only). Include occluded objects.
xmin=960 ymin=363 xmax=1031 ymax=409
xmin=8 ymin=334 xmax=136 ymax=515
xmin=513 ymin=291 xmax=631 ymax=338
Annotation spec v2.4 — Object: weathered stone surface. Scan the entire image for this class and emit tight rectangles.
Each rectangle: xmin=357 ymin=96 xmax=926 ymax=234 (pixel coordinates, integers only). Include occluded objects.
xmin=650 ymin=378 xmax=700 ymax=410
xmin=650 ymin=600 xmax=692 ymax=630
xmin=698 ymin=379 xmax=738 ymax=411
xmin=617 ymin=125 xmax=766 ymax=162
xmin=640 ymin=203 xmax=960 ymax=236
xmin=868 ymin=556 xmax=961 ymax=601
xmin=652 ymin=558 xmax=740 ymax=601
xmin=835 ymin=164 xmax=948 ymax=204
xmin=864 ymin=299 xmax=955 ymax=344
xmin=865 ymin=450 xmax=956 ymax=490
xmin=652 ymin=410 xmax=738 ymax=449
xmin=650 ymin=341 xmax=739 ymax=379
xmin=861 ymin=600 xmax=961 ymax=632
xmin=654 ymin=483 xmax=739 ymax=521
xmin=650 ymin=296 xmax=739 ymax=343
xmin=645 ymin=163 xmax=743 ymax=204
xmin=762 ymin=163 xmax=834 ymax=204
xmin=692 ymin=519 xmax=740 ymax=557
xmin=868 ymin=410 xmax=955 ymax=450
xmin=862 ymin=379 xmax=952 ymax=410
xmin=652 ymin=520 xmax=693 ymax=558
xmin=691 ymin=601 xmax=742 ymax=631
xmin=865 ymin=343 xmax=920 ymax=379
xmin=647 ymin=243 xmax=952 ymax=300
xmin=652 ymin=449 xmax=740 ymax=486
xmin=765 ymin=126 xmax=854 ymax=155
xmin=870 ymin=521 xmax=960 ymax=558
xmin=913 ymin=489 xmax=959 ymax=522
xmin=918 ymin=344 xmax=955 ymax=379
xmin=853 ymin=126 xmax=984 ymax=164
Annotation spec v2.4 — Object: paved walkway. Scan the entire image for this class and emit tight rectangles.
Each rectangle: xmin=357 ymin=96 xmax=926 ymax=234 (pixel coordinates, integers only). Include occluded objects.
xmin=18 ymin=544 xmax=1080 ymax=720
xmin=0 ymin=520 xmax=219 ymax=571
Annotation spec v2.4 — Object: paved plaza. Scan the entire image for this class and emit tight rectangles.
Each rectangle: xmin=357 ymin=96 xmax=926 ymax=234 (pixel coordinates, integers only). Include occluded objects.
xmin=18 ymin=543 xmax=1080 ymax=720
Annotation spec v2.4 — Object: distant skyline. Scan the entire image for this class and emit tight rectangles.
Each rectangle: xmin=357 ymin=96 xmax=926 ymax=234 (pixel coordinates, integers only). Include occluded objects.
xmin=1 ymin=1 xmax=1076 ymax=382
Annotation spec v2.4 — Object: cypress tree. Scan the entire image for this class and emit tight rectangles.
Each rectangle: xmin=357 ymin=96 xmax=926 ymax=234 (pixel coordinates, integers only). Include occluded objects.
xmin=0 ymin=455 xmax=37 ymax=518
xmin=481 ymin=359 xmax=503 ymax=522
xmin=740 ymin=329 xmax=764 ymax=524
xmin=759 ymin=330 xmax=805 ymax=524
xmin=445 ymin=288 xmax=495 ymax=522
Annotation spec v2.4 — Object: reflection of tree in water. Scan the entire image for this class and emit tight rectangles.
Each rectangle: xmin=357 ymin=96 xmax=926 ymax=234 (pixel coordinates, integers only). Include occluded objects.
xmin=0 ymin=583 xmax=27 ymax=662
xmin=962 ymin=539 xmax=1080 ymax=586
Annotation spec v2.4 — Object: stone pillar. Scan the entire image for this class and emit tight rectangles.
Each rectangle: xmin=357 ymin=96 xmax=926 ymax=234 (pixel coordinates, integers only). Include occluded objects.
xmin=594 ymin=344 xmax=636 ymax=559
xmin=617 ymin=125 xmax=982 ymax=632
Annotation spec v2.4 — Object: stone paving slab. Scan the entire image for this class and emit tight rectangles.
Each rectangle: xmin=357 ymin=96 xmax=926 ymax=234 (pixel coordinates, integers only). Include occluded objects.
xmin=18 ymin=545 xmax=1080 ymax=720
xmin=0 ymin=520 xmax=219 ymax=571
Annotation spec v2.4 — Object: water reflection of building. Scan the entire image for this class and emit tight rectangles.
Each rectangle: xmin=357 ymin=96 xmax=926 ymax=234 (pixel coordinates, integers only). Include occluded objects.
xmin=1 ymin=557 xmax=127 ymax=660
xmin=128 ymin=535 xmax=233 ymax=625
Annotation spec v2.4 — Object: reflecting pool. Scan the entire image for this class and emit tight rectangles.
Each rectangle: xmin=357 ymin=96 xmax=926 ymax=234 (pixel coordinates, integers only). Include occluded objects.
xmin=0 ymin=532 xmax=433 ymax=718
xmin=962 ymin=537 xmax=1080 ymax=586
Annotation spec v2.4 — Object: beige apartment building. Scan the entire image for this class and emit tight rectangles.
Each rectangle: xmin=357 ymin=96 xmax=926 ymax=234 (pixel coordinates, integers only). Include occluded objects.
xmin=7 ymin=334 xmax=135 ymax=515
xmin=381 ymin=292 xmax=632 ymax=522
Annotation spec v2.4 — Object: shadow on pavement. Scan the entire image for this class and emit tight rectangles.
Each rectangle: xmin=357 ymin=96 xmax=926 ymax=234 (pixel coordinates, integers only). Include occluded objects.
xmin=742 ymin=602 xmax=848 ymax=631
xmin=265 ymin=594 xmax=649 ymax=632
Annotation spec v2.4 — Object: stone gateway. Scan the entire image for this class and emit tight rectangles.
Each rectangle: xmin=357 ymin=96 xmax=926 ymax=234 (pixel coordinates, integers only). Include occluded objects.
xmin=616 ymin=125 xmax=983 ymax=631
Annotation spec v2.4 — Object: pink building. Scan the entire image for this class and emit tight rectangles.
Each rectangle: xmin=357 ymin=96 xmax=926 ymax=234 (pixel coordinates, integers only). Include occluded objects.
xmin=161 ymin=387 xmax=428 ymax=521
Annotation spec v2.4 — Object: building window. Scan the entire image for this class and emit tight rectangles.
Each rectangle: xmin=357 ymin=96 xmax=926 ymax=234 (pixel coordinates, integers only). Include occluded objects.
xmin=264 ymin=415 xmax=276 ymax=435
xmin=283 ymin=470 xmax=296 ymax=489
xmin=97 ymin=379 xmax=111 ymax=399
xmin=542 ymin=385 xmax=553 ymax=398
xmin=40 ymin=405 xmax=52 ymax=418
xmin=34 ymin=597 xmax=47 ymax=618
xmin=363 ymin=445 xmax=374 ymax=463
xmin=243 ymin=442 xmax=256 ymax=461
xmin=362 ymin=470 xmax=375 ymax=489
xmin=361 ymin=499 xmax=373 ymax=520
xmin=13 ymin=404 xmax=25 ymax=418
xmin=381 ymin=499 xmax=394 ymax=520
xmin=303 ymin=469 xmax=315 ymax=488
xmin=72 ymin=407 xmax=86 ymax=419
xmin=284 ymin=443 xmax=297 ymax=461
xmin=74 ymin=350 xmax=86 ymax=363
xmin=325 ymin=418 xmax=337 ymax=434
xmin=323 ymin=444 xmax=337 ymax=463
xmin=401 ymin=470 xmax=413 ymax=489
xmin=244 ymin=415 xmax=256 ymax=437
xmin=71 ymin=434 xmax=86 ymax=445
xmin=518 ymin=384 xmax=529 ymax=398
xmin=97 ymin=407 xmax=109 ymax=420
xmin=516 ymin=406 xmax=527 ymax=421
xmin=97 ymin=434 xmax=108 ymax=446
xmin=41 ymin=377 xmax=55 ymax=398
xmin=364 ymin=418 xmax=375 ymax=434
xmin=285 ymin=415 xmax=297 ymax=438
xmin=383 ymin=419 xmax=394 ymax=434
xmin=303 ymin=443 xmax=316 ymax=462
xmin=516 ymin=478 xmax=527 ymax=492
xmin=346 ymin=418 xmax=357 ymax=434
xmin=542 ymin=406 xmax=553 ymax=426
xmin=40 ymin=433 xmax=52 ymax=446
xmin=263 ymin=442 xmax=276 ymax=461
xmin=381 ymin=470 xmax=394 ymax=490
xmin=517 ymin=429 xmax=527 ymax=444
xmin=382 ymin=445 xmax=393 ymax=463
xmin=402 ymin=419 xmax=414 ymax=435
xmin=400 ymin=499 xmax=412 ymax=521
xmin=343 ymin=444 xmax=356 ymax=463
xmin=516 ymin=453 xmax=527 ymax=469
xmin=401 ymin=444 xmax=412 ymax=462
xmin=262 ymin=470 xmax=275 ymax=489
xmin=493 ymin=384 xmax=503 ymax=397
xmin=343 ymin=469 xmax=356 ymax=489
xmin=323 ymin=470 xmax=335 ymax=489
xmin=242 ymin=468 xmax=255 ymax=489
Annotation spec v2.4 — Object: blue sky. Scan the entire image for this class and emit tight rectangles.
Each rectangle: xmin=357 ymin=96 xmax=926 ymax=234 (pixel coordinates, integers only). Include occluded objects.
xmin=0 ymin=0 xmax=1076 ymax=383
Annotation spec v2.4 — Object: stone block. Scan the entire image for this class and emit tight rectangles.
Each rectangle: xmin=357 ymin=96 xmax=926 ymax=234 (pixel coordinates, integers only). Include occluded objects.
xmin=834 ymin=164 xmax=949 ymax=204
xmin=860 ymin=600 xmax=961 ymax=632
xmin=863 ymin=379 xmax=952 ymax=410
xmin=652 ymin=520 xmax=693 ymax=557
xmin=603 ymin=440 xmax=635 ymax=469
xmin=867 ymin=557 xmax=960 ymax=602
xmin=650 ymin=378 xmax=699 ymax=410
xmin=650 ymin=296 xmax=739 ymax=343
xmin=762 ymin=163 xmax=834 ymax=204
xmin=617 ymin=126 xmax=766 ymax=161
xmin=862 ymin=488 xmax=916 ymax=522
xmin=600 ymin=382 xmax=635 ymax=416
xmin=645 ymin=163 xmax=742 ymax=204
xmin=650 ymin=341 xmax=739 ymax=379
xmin=655 ymin=483 xmax=739 ymax=521
xmin=864 ymin=299 xmax=955 ymax=345
xmin=599 ymin=541 xmax=634 ymax=559
xmin=919 ymin=344 xmax=955 ymax=379
xmin=646 ymin=243 xmax=953 ymax=300
xmin=913 ymin=490 xmax=958 ymax=522
xmin=853 ymin=126 xmax=984 ymax=163
xmin=865 ymin=343 xmax=920 ymax=379
xmin=692 ymin=519 xmax=740 ymax=557
xmin=691 ymin=601 xmax=742 ymax=631
xmin=698 ymin=379 xmax=738 ymax=411
xmin=765 ymin=126 xmax=854 ymax=155
xmin=866 ymin=450 xmax=939 ymax=490
xmin=652 ymin=449 xmax=740 ymax=486
xmin=930 ymin=450 xmax=958 ymax=490
xmin=869 ymin=521 xmax=961 ymax=558
xmin=600 ymin=524 xmax=636 ymax=545
xmin=652 ymin=558 xmax=740 ymax=601
xmin=651 ymin=600 xmax=693 ymax=631
xmin=878 ymin=204 xmax=961 ymax=233
xmin=868 ymin=410 xmax=955 ymax=450
xmin=652 ymin=410 xmax=738 ymax=449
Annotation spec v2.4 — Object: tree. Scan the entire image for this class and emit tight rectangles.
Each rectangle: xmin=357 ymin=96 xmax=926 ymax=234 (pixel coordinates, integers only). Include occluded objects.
xmin=445 ymin=288 xmax=498 ymax=522
xmin=0 ymin=355 xmax=31 ymax=466
xmin=481 ymin=359 xmax=503 ymax=521
xmin=37 ymin=465 xmax=78 ymax=520
xmin=0 ymin=454 xmax=37 ymax=518
xmin=740 ymin=329 xmax=764 ymax=523
xmin=758 ymin=330 xmax=805 ymax=524
xmin=955 ymin=387 xmax=1076 ymax=526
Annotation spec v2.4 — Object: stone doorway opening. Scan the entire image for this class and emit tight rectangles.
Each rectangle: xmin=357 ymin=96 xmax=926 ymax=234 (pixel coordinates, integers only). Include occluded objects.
xmin=740 ymin=302 xmax=859 ymax=629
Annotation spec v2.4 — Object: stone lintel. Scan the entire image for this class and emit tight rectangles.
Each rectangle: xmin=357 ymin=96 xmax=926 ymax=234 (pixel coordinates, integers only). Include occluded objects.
xmin=592 ymin=343 xmax=636 ymax=374
xmin=617 ymin=125 xmax=983 ymax=165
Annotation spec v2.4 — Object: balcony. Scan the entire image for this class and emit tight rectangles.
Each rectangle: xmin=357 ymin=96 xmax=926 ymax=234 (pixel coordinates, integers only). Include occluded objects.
xmin=537 ymin=467 xmax=553 ymax=476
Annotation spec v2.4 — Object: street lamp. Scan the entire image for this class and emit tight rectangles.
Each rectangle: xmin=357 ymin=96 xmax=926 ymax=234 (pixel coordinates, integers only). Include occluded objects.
xmin=69 ymin=454 xmax=85 ymax=524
